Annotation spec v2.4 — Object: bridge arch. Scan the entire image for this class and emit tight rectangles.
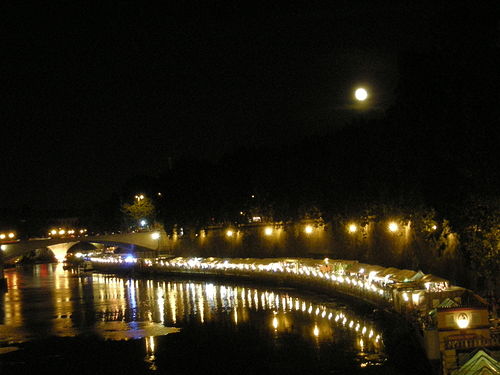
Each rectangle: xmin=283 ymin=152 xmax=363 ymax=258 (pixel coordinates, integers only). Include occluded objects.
xmin=46 ymin=241 xmax=107 ymax=262
xmin=47 ymin=242 xmax=80 ymax=262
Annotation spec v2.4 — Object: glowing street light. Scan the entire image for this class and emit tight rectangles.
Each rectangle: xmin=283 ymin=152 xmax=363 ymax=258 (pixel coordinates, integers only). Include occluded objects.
xmin=304 ymin=225 xmax=313 ymax=234
xmin=226 ymin=230 xmax=234 ymax=237
xmin=0 ymin=232 xmax=15 ymax=240
xmin=388 ymin=222 xmax=399 ymax=232
xmin=264 ymin=227 xmax=273 ymax=236
xmin=348 ymin=224 xmax=358 ymax=233
xmin=355 ymin=87 xmax=368 ymax=101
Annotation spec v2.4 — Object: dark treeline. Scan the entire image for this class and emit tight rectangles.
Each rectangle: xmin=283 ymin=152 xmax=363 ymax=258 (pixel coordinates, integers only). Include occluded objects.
xmin=155 ymin=116 xmax=498 ymax=230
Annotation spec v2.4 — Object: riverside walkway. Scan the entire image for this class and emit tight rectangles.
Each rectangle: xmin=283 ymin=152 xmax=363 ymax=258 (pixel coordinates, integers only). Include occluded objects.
xmin=88 ymin=255 xmax=457 ymax=314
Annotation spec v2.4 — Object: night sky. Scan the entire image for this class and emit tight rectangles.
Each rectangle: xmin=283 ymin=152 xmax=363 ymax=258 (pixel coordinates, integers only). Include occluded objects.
xmin=2 ymin=2 xmax=498 ymax=210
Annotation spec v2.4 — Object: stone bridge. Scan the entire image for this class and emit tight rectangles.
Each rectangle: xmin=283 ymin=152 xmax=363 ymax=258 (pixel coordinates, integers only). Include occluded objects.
xmin=0 ymin=230 xmax=170 ymax=262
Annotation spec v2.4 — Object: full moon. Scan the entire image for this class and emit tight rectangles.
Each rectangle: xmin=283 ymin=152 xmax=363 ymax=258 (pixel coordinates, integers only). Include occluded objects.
xmin=355 ymin=88 xmax=368 ymax=101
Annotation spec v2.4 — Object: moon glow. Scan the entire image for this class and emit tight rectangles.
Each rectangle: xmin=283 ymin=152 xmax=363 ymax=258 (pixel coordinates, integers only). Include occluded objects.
xmin=355 ymin=88 xmax=368 ymax=101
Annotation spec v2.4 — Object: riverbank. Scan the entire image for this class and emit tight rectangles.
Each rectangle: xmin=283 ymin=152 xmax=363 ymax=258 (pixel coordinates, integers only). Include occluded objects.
xmin=1 ymin=263 xmax=434 ymax=375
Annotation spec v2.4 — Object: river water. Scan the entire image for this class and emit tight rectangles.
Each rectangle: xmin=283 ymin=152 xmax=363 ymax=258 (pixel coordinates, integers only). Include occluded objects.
xmin=0 ymin=264 xmax=429 ymax=374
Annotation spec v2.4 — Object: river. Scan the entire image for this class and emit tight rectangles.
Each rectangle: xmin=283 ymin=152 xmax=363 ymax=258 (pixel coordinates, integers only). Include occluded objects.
xmin=0 ymin=263 xmax=429 ymax=374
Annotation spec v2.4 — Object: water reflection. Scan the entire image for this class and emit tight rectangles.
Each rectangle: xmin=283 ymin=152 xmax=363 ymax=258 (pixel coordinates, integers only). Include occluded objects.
xmin=145 ymin=335 xmax=157 ymax=370
xmin=1 ymin=264 xmax=385 ymax=369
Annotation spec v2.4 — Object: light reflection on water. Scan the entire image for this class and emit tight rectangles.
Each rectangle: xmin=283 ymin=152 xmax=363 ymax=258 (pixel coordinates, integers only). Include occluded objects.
xmin=1 ymin=264 xmax=385 ymax=369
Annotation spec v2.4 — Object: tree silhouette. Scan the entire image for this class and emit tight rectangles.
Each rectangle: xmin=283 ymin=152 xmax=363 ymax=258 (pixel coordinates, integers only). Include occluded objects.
xmin=121 ymin=196 xmax=155 ymax=226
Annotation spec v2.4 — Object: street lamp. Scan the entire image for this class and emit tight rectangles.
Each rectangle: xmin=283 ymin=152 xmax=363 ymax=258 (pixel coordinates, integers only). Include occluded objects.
xmin=388 ymin=222 xmax=399 ymax=233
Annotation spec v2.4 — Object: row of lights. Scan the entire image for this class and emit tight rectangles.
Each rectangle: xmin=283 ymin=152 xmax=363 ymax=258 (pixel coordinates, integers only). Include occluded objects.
xmin=49 ymin=228 xmax=87 ymax=236
xmin=222 ymin=221 xmax=427 ymax=238
xmin=135 ymin=193 xmax=162 ymax=200
xmin=155 ymin=258 xmax=453 ymax=312
xmin=225 ymin=225 xmax=318 ymax=238
xmin=0 ymin=232 xmax=16 ymax=240
xmin=159 ymin=258 xmax=384 ymax=290
xmin=348 ymin=222 xmax=414 ymax=233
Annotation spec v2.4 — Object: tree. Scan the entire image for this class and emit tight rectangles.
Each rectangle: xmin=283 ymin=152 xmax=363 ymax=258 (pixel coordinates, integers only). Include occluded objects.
xmin=121 ymin=196 xmax=156 ymax=227
xmin=458 ymin=196 xmax=500 ymax=298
